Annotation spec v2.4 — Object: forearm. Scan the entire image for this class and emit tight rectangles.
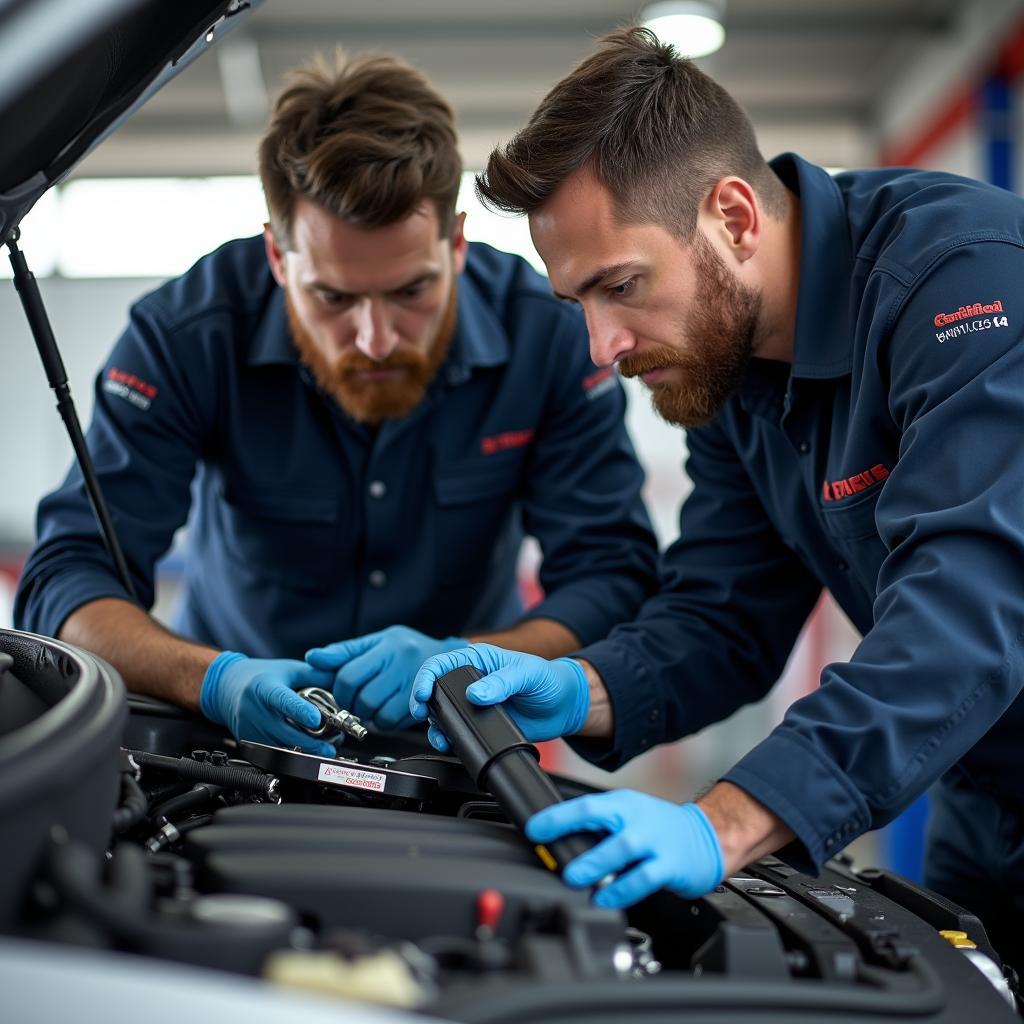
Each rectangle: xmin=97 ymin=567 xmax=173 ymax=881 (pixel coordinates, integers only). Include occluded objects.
xmin=470 ymin=616 xmax=579 ymax=661
xmin=58 ymin=597 xmax=219 ymax=711
xmin=569 ymin=657 xmax=614 ymax=738
xmin=697 ymin=780 xmax=795 ymax=876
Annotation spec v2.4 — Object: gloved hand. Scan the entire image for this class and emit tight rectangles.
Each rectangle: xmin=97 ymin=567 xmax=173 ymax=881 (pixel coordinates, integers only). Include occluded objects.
xmin=526 ymin=791 xmax=724 ymax=908
xmin=306 ymin=626 xmax=466 ymax=731
xmin=409 ymin=643 xmax=590 ymax=751
xmin=199 ymin=651 xmax=337 ymax=756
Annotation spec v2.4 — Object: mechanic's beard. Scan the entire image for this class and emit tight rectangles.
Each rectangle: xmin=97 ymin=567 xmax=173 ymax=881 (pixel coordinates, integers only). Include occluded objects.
xmin=286 ymin=284 xmax=458 ymax=426
xmin=618 ymin=234 xmax=761 ymax=428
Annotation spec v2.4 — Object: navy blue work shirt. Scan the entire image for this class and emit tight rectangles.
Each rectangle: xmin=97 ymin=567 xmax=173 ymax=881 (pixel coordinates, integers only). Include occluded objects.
xmin=575 ymin=154 xmax=1024 ymax=873
xmin=15 ymin=238 xmax=658 ymax=657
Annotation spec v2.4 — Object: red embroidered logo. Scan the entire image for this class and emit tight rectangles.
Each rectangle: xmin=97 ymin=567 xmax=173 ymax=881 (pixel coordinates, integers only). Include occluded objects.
xmin=822 ymin=463 xmax=890 ymax=502
xmin=582 ymin=366 xmax=616 ymax=400
xmin=933 ymin=300 xmax=1003 ymax=328
xmin=106 ymin=367 xmax=157 ymax=398
xmin=103 ymin=367 xmax=158 ymax=411
xmin=480 ymin=429 xmax=534 ymax=455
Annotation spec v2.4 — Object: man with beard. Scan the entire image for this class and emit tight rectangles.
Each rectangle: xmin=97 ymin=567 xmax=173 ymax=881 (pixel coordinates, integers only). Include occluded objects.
xmin=411 ymin=27 xmax=1024 ymax=974
xmin=14 ymin=52 xmax=658 ymax=754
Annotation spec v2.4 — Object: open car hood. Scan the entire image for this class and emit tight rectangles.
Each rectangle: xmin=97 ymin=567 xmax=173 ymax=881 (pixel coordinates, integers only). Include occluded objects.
xmin=0 ymin=0 xmax=264 ymax=246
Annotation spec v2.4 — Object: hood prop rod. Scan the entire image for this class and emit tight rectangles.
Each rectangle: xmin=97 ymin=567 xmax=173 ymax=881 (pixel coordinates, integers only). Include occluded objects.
xmin=7 ymin=228 xmax=138 ymax=602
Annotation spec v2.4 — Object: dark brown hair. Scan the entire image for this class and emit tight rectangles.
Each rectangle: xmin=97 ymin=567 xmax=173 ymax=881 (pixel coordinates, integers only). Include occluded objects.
xmin=477 ymin=26 xmax=785 ymax=236
xmin=259 ymin=51 xmax=461 ymax=245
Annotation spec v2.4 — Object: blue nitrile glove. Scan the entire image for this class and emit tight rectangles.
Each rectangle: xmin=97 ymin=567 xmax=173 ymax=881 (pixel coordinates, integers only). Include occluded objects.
xmin=409 ymin=643 xmax=590 ymax=752
xmin=526 ymin=791 xmax=724 ymax=908
xmin=199 ymin=651 xmax=337 ymax=756
xmin=305 ymin=626 xmax=467 ymax=731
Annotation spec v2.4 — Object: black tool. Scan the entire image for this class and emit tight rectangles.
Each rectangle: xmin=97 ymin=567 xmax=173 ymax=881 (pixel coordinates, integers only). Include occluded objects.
xmin=427 ymin=665 xmax=599 ymax=872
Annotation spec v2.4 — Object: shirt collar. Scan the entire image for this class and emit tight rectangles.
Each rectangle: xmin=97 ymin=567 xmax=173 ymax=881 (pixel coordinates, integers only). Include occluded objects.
xmin=248 ymin=287 xmax=298 ymax=366
xmin=771 ymin=152 xmax=855 ymax=379
xmin=438 ymin=267 xmax=510 ymax=386
xmin=245 ymin=266 xmax=510 ymax=382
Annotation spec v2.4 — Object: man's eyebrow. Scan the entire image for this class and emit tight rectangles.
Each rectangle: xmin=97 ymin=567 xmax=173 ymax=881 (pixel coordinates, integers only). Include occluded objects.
xmin=388 ymin=270 xmax=440 ymax=293
xmin=308 ymin=270 xmax=440 ymax=297
xmin=309 ymin=279 xmax=351 ymax=297
xmin=552 ymin=261 xmax=641 ymax=302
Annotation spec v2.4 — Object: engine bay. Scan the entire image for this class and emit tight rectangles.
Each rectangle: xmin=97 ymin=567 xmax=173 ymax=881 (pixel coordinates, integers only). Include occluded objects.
xmin=1 ymin=628 xmax=1019 ymax=1022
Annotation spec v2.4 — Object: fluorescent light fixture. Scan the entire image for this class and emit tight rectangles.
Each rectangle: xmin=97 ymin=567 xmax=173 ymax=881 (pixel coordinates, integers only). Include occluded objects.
xmin=641 ymin=1 xmax=725 ymax=59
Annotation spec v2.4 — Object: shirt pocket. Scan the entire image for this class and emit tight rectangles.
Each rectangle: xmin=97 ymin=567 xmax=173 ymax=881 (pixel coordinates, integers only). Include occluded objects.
xmin=219 ymin=482 xmax=340 ymax=591
xmin=819 ymin=488 xmax=881 ymax=541
xmin=433 ymin=456 xmax=523 ymax=588
xmin=819 ymin=488 xmax=888 ymax=592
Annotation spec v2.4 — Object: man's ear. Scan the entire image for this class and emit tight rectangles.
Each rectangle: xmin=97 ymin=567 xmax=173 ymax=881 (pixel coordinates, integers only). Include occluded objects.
xmin=704 ymin=177 xmax=760 ymax=263
xmin=451 ymin=211 xmax=469 ymax=274
xmin=263 ymin=223 xmax=287 ymax=287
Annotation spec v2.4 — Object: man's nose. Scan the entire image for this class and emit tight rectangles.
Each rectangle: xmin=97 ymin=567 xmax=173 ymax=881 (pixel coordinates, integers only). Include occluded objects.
xmin=354 ymin=297 xmax=399 ymax=361
xmin=585 ymin=306 xmax=636 ymax=368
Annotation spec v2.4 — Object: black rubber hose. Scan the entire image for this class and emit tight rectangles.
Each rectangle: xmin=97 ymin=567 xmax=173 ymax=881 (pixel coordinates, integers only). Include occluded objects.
xmin=111 ymin=772 xmax=149 ymax=834
xmin=125 ymin=749 xmax=277 ymax=798
xmin=106 ymin=842 xmax=153 ymax=918
xmin=44 ymin=837 xmax=292 ymax=975
xmin=145 ymin=814 xmax=214 ymax=853
xmin=148 ymin=784 xmax=224 ymax=824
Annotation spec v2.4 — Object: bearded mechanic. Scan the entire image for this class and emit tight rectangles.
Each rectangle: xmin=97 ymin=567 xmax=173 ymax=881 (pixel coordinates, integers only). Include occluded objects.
xmin=14 ymin=52 xmax=658 ymax=754
xmin=412 ymin=27 xmax=1024 ymax=974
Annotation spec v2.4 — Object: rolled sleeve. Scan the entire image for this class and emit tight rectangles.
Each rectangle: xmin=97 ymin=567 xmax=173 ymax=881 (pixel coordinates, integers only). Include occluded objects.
xmin=726 ymin=730 xmax=871 ymax=874
xmin=17 ymin=563 xmax=134 ymax=639
xmin=567 ymin=633 xmax=668 ymax=769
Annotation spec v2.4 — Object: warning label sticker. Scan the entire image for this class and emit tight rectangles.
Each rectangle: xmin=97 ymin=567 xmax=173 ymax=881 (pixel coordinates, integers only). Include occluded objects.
xmin=317 ymin=762 xmax=387 ymax=793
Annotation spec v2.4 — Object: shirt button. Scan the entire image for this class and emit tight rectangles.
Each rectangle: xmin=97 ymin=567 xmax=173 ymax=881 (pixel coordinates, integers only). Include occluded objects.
xmin=797 ymin=440 xmax=810 ymax=454
xmin=368 ymin=570 xmax=387 ymax=588
xmin=825 ymin=837 xmax=835 ymax=849
xmin=368 ymin=480 xmax=387 ymax=499
xmin=836 ymin=560 xmax=849 ymax=572
xmin=649 ymin=709 xmax=660 ymax=722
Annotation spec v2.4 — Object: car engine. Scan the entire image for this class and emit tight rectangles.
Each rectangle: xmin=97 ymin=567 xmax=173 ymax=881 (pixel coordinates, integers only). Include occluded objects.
xmin=1 ymin=627 xmax=1019 ymax=1023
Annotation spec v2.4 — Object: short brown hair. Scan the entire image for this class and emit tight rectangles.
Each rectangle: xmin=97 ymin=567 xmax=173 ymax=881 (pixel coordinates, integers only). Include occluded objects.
xmin=477 ymin=26 xmax=785 ymax=236
xmin=259 ymin=51 xmax=462 ymax=245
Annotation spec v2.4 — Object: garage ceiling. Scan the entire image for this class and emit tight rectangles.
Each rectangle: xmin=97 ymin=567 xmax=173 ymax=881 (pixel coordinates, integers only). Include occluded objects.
xmin=74 ymin=0 xmax=1016 ymax=178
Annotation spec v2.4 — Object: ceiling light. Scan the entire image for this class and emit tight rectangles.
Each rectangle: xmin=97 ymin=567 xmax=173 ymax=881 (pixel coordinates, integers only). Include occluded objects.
xmin=640 ymin=1 xmax=726 ymax=59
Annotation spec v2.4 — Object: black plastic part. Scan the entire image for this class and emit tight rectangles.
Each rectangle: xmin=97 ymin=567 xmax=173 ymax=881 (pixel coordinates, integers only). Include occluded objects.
xmin=691 ymin=886 xmax=791 ymax=979
xmin=198 ymin=849 xmax=613 ymax=947
xmin=428 ymin=666 xmax=600 ymax=871
xmin=44 ymin=837 xmax=294 ymax=974
xmin=122 ymin=693 xmax=226 ymax=755
xmin=727 ymin=875 xmax=861 ymax=982
xmin=855 ymin=865 xmax=999 ymax=962
xmin=238 ymin=740 xmax=437 ymax=801
xmin=126 ymin=748 xmax=276 ymax=798
xmin=0 ymin=629 xmax=126 ymax=930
